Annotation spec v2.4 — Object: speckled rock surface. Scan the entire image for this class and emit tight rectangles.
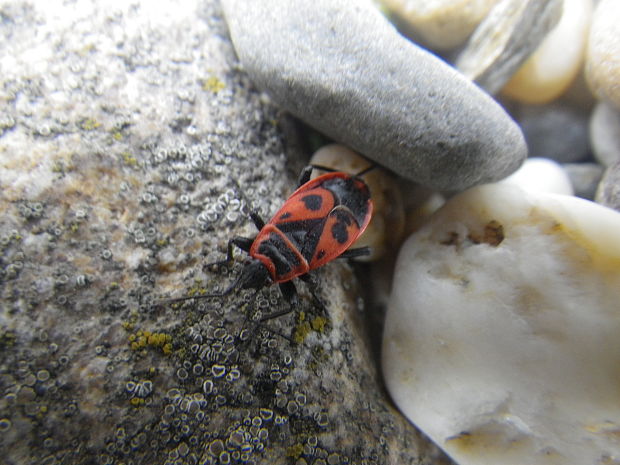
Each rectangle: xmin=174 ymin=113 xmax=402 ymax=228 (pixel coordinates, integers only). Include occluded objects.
xmin=0 ymin=1 xmax=449 ymax=464
xmin=221 ymin=0 xmax=527 ymax=192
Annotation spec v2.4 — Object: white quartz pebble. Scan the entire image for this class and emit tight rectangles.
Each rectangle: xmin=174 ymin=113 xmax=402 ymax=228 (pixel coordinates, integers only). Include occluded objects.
xmin=501 ymin=157 xmax=573 ymax=195
xmin=383 ymin=183 xmax=620 ymax=465
xmin=502 ymin=0 xmax=593 ymax=104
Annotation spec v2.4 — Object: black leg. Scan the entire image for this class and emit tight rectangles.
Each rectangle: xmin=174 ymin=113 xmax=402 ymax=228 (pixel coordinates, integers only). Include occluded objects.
xmin=204 ymin=236 xmax=254 ymax=269
xmin=260 ymin=281 xmax=299 ymax=321
xmin=338 ymin=246 xmax=371 ymax=259
xmin=249 ymin=210 xmax=265 ymax=231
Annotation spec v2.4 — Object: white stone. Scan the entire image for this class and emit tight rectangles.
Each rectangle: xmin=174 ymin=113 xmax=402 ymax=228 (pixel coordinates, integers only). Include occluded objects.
xmin=383 ymin=183 xmax=620 ymax=465
xmin=500 ymin=157 xmax=573 ymax=195
xmin=586 ymin=0 xmax=620 ymax=109
xmin=502 ymin=0 xmax=593 ymax=104
xmin=379 ymin=0 xmax=498 ymax=51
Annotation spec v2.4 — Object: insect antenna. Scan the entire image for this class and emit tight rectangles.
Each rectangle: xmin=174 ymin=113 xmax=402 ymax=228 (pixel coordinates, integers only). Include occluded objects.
xmin=354 ymin=163 xmax=376 ymax=177
xmin=155 ymin=274 xmax=241 ymax=306
xmin=308 ymin=162 xmax=376 ymax=178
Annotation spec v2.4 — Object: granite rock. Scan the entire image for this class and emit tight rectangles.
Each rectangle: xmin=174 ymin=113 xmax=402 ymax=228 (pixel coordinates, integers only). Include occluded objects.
xmin=221 ymin=0 xmax=527 ymax=191
xmin=0 ymin=1 xmax=446 ymax=464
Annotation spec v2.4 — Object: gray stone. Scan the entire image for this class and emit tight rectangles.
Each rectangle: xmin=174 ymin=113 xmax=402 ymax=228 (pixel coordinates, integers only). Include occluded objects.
xmin=590 ymin=100 xmax=620 ymax=166
xmin=514 ymin=102 xmax=590 ymax=163
xmin=0 ymin=1 xmax=449 ymax=464
xmin=455 ymin=0 xmax=563 ymax=95
xmin=221 ymin=0 xmax=527 ymax=192
xmin=563 ymin=163 xmax=605 ymax=200
xmin=596 ymin=161 xmax=620 ymax=211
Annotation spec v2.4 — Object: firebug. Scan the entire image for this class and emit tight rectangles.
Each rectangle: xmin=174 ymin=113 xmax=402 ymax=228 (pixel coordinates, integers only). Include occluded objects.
xmin=164 ymin=164 xmax=374 ymax=319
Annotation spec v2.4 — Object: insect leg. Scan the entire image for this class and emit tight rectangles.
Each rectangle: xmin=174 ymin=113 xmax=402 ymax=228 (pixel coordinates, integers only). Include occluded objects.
xmin=204 ymin=236 xmax=254 ymax=270
xmin=259 ymin=280 xmax=299 ymax=321
xmin=249 ymin=211 xmax=265 ymax=231
xmin=337 ymin=246 xmax=371 ymax=259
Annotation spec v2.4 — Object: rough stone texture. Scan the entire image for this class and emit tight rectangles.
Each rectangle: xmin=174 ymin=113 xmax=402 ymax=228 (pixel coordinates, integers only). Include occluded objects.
xmin=221 ymin=0 xmax=527 ymax=192
xmin=0 ymin=1 xmax=450 ymax=464
xmin=595 ymin=161 xmax=620 ymax=211
xmin=455 ymin=0 xmax=563 ymax=95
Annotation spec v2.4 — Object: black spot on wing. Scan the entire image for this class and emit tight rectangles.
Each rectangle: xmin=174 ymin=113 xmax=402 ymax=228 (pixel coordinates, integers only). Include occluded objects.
xmin=301 ymin=194 xmax=323 ymax=211
xmin=322 ymin=177 xmax=371 ymax=227
xmin=279 ymin=212 xmax=292 ymax=220
xmin=331 ymin=211 xmax=353 ymax=244
xmin=316 ymin=250 xmax=326 ymax=260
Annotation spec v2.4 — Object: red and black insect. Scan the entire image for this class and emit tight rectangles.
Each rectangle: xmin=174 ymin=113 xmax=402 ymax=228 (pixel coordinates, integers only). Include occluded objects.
xmin=165 ymin=165 xmax=373 ymax=318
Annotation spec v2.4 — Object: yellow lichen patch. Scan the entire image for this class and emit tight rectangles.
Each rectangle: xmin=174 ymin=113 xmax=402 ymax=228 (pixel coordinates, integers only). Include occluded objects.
xmin=120 ymin=152 xmax=137 ymax=167
xmin=130 ymin=397 xmax=145 ymax=407
xmin=0 ymin=330 xmax=16 ymax=349
xmin=293 ymin=321 xmax=311 ymax=345
xmin=311 ymin=316 xmax=327 ymax=332
xmin=203 ymin=76 xmax=225 ymax=93
xmin=112 ymin=131 xmax=123 ymax=141
xmin=293 ymin=312 xmax=328 ymax=344
xmin=285 ymin=443 xmax=304 ymax=459
xmin=81 ymin=118 xmax=101 ymax=131
xmin=128 ymin=329 xmax=173 ymax=355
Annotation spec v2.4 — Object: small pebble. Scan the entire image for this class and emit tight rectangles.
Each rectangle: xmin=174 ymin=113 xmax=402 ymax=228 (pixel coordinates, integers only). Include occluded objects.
xmin=514 ymin=102 xmax=590 ymax=163
xmin=221 ymin=0 xmax=527 ymax=191
xmin=309 ymin=144 xmax=405 ymax=261
xmin=585 ymin=0 xmax=620 ymax=109
xmin=379 ymin=0 xmax=498 ymax=51
xmin=456 ymin=0 xmax=563 ymax=94
xmin=595 ymin=161 xmax=620 ymax=212
xmin=589 ymin=101 xmax=620 ymax=167
xmin=384 ymin=183 xmax=620 ymax=465
xmin=502 ymin=0 xmax=593 ymax=104
xmin=563 ymin=163 xmax=605 ymax=200
xmin=501 ymin=157 xmax=573 ymax=195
